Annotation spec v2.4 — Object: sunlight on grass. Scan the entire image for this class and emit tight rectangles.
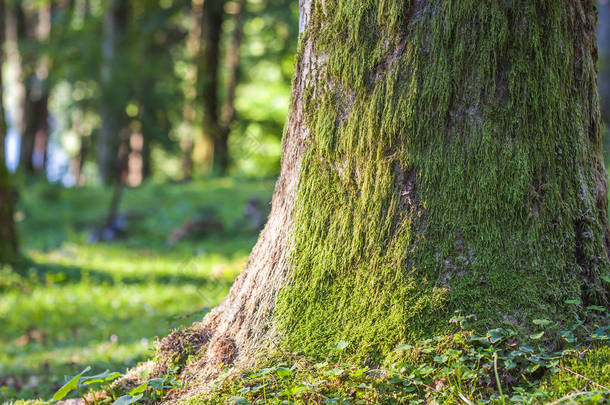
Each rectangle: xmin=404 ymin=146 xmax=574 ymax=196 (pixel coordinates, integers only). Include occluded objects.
xmin=0 ymin=178 xmax=274 ymax=400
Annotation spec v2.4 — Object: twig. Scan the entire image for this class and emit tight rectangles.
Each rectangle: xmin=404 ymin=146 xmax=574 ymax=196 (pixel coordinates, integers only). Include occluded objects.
xmin=493 ymin=352 xmax=505 ymax=405
xmin=458 ymin=393 xmax=476 ymax=405
xmin=547 ymin=390 xmax=610 ymax=405
xmin=560 ymin=366 xmax=609 ymax=390
xmin=579 ymin=344 xmax=591 ymax=359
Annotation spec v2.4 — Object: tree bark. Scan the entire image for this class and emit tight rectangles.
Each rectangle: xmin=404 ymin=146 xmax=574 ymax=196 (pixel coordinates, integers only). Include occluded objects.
xmin=152 ymin=0 xmax=610 ymax=397
xmin=0 ymin=0 xmax=18 ymax=262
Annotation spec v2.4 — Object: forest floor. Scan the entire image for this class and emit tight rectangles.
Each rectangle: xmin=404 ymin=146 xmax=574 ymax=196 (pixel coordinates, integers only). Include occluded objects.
xmin=0 ymin=177 xmax=275 ymax=402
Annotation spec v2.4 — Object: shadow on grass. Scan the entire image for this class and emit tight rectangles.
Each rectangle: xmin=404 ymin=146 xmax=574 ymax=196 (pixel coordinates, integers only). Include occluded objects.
xmin=0 ymin=304 xmax=213 ymax=401
xmin=5 ymin=255 xmax=235 ymax=290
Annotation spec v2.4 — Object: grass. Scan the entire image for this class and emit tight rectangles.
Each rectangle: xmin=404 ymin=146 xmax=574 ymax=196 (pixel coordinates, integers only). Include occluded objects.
xmin=0 ymin=177 xmax=275 ymax=402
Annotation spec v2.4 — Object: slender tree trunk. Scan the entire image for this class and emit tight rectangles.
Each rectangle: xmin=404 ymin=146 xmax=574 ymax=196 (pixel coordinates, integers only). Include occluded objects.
xmin=22 ymin=87 xmax=48 ymax=172
xmin=220 ymin=0 xmax=245 ymax=131
xmin=20 ymin=2 xmax=50 ymax=174
xmin=0 ymin=0 xmax=18 ymax=262
xmin=98 ymin=0 xmax=127 ymax=184
xmin=8 ymin=3 xmax=31 ymax=173
xmin=150 ymin=0 xmax=610 ymax=398
xmin=197 ymin=0 xmax=225 ymax=176
xmin=4 ymin=0 xmax=25 ymax=141
xmin=181 ymin=138 xmax=194 ymax=181
xmin=70 ymin=135 xmax=88 ymax=186
xmin=141 ymin=130 xmax=151 ymax=180
xmin=180 ymin=0 xmax=203 ymax=181
xmin=211 ymin=0 xmax=246 ymax=177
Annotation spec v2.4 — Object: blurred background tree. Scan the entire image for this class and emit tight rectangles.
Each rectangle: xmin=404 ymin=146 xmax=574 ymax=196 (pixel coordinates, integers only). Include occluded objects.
xmin=0 ymin=0 xmax=17 ymax=263
xmin=2 ymin=0 xmax=297 ymax=188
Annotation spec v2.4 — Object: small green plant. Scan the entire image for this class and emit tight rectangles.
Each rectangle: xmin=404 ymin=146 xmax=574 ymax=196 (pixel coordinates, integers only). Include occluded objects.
xmin=51 ymin=367 xmax=183 ymax=405
xmin=52 ymin=367 xmax=120 ymax=404
xmin=191 ymin=308 xmax=609 ymax=405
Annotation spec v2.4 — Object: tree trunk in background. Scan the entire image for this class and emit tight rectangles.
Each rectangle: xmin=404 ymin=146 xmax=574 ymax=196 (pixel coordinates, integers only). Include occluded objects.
xmin=20 ymin=2 xmax=50 ymax=174
xmin=5 ymin=3 xmax=25 ymax=153
xmin=141 ymin=131 xmax=151 ymax=180
xmin=98 ymin=0 xmax=127 ymax=184
xmin=180 ymin=0 xmax=202 ymax=182
xmin=70 ymin=135 xmax=89 ymax=186
xmin=31 ymin=3 xmax=50 ymax=172
xmin=0 ymin=0 xmax=18 ymax=263
xmin=150 ymin=1 xmax=610 ymax=397
xmin=197 ymin=0 xmax=225 ymax=175
xmin=216 ymin=0 xmax=246 ymax=175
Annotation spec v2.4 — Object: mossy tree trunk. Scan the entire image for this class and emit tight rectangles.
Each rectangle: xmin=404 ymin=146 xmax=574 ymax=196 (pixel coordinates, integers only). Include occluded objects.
xmin=0 ymin=0 xmax=18 ymax=263
xmin=156 ymin=0 xmax=610 ymax=395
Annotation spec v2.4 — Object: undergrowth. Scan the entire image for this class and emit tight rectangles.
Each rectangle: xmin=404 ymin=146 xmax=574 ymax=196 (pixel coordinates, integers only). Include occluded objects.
xmin=190 ymin=310 xmax=609 ymax=405
xmin=39 ymin=307 xmax=610 ymax=405
xmin=0 ymin=178 xmax=274 ymax=401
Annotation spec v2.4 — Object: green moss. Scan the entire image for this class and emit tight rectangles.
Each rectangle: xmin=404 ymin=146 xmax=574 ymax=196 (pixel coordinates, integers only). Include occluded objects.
xmin=544 ymin=344 xmax=610 ymax=398
xmin=182 ymin=329 xmax=610 ymax=404
xmin=276 ymin=1 xmax=610 ymax=361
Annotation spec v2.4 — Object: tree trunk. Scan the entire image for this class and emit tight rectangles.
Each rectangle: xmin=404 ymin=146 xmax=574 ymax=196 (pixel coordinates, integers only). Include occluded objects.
xmin=211 ymin=0 xmax=246 ymax=178
xmin=181 ymin=138 xmax=194 ymax=181
xmin=5 ymin=2 xmax=25 ymax=141
xmin=22 ymin=86 xmax=48 ymax=172
xmin=98 ymin=0 xmax=127 ymax=184
xmin=0 ymin=0 xmax=18 ymax=263
xmin=197 ymin=0 xmax=226 ymax=176
xmin=220 ymin=0 xmax=245 ymax=132
xmin=152 ymin=0 xmax=610 ymax=397
xmin=180 ymin=0 xmax=203 ymax=182
xmin=20 ymin=2 xmax=50 ymax=174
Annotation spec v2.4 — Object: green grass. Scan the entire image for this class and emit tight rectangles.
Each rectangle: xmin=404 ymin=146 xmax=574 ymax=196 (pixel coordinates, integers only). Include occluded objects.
xmin=0 ymin=177 xmax=275 ymax=401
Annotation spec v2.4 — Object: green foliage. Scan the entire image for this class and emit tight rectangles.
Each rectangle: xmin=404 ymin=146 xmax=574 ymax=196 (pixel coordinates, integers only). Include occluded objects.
xmin=51 ymin=366 xmax=91 ymax=402
xmin=186 ymin=314 xmax=610 ymax=404
xmin=0 ymin=178 xmax=274 ymax=401
xmin=41 ymin=0 xmax=297 ymax=180
xmin=276 ymin=0 xmax=610 ymax=362
xmin=49 ymin=365 xmax=181 ymax=404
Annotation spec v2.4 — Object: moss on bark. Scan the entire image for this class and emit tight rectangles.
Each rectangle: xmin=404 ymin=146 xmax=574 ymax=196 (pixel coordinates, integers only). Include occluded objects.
xmin=275 ymin=0 xmax=610 ymax=361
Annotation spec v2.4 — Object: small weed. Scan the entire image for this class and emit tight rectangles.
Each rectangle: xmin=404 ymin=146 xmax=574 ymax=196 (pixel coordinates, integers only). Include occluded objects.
xmin=190 ymin=309 xmax=609 ymax=405
xmin=50 ymin=366 xmax=182 ymax=405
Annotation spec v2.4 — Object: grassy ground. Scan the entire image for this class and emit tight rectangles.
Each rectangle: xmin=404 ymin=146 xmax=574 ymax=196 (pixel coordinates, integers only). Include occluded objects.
xmin=0 ymin=177 xmax=275 ymax=402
